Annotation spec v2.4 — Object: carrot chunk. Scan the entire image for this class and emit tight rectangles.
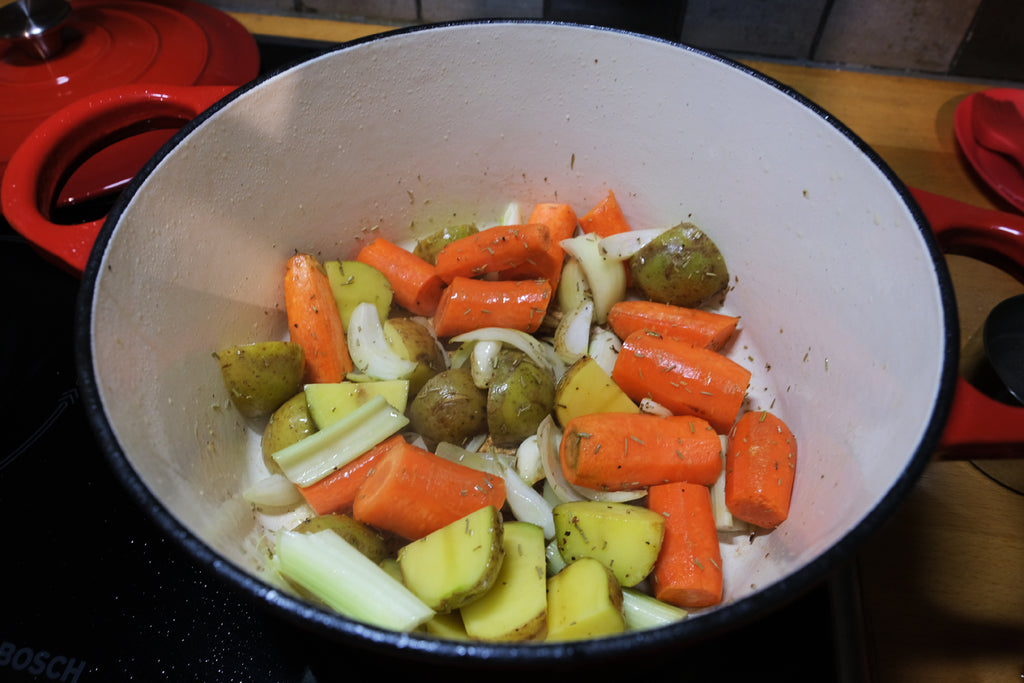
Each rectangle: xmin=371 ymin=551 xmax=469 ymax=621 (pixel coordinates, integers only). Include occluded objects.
xmin=499 ymin=203 xmax=579 ymax=287
xmin=432 ymin=276 xmax=552 ymax=338
xmin=297 ymin=434 xmax=406 ymax=515
xmin=559 ymin=412 xmax=722 ymax=491
xmin=434 ymin=223 xmax=555 ymax=284
xmin=356 ymin=237 xmax=445 ymax=316
xmin=578 ymin=189 xmax=632 ymax=237
xmin=611 ymin=329 xmax=751 ymax=433
xmin=284 ymin=253 xmax=354 ymax=383
xmin=607 ymin=300 xmax=740 ymax=351
xmin=725 ymin=410 xmax=797 ymax=529
xmin=648 ymin=482 xmax=724 ymax=608
xmin=352 ymin=439 xmax=506 ymax=540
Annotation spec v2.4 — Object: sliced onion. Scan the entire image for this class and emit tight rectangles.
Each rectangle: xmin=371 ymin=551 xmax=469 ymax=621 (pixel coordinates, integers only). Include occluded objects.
xmin=500 ymin=462 xmax=555 ymax=539
xmin=515 ymin=433 xmax=545 ymax=486
xmin=588 ymin=325 xmax=622 ymax=376
xmin=347 ymin=302 xmax=418 ymax=380
xmin=556 ymin=258 xmax=591 ymax=313
xmin=553 ymin=299 xmax=593 ymax=365
xmin=243 ymin=474 xmax=304 ymax=508
xmin=639 ymin=397 xmax=674 ymax=417
xmin=451 ymin=327 xmax=564 ymax=379
xmin=560 ymin=233 xmax=626 ymax=325
xmin=470 ymin=340 xmax=502 ymax=388
xmin=500 ymin=201 xmax=521 ymax=226
xmin=598 ymin=228 xmax=667 ymax=260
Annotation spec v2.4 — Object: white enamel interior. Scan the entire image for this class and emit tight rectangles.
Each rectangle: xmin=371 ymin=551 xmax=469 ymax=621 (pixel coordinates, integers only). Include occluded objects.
xmin=88 ymin=23 xmax=948 ymax=629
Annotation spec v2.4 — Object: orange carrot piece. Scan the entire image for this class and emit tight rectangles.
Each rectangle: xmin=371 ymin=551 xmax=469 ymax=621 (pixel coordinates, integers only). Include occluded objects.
xmin=559 ymin=412 xmax=722 ymax=491
xmin=647 ymin=482 xmax=723 ymax=608
xmin=356 ymin=237 xmax=445 ymax=316
xmin=725 ymin=410 xmax=797 ymax=529
xmin=285 ymin=253 xmax=354 ymax=383
xmin=611 ymin=329 xmax=751 ymax=433
xmin=352 ymin=439 xmax=506 ymax=540
xmin=578 ymin=189 xmax=632 ymax=237
xmin=500 ymin=203 xmax=579 ymax=287
xmin=607 ymin=300 xmax=740 ymax=351
xmin=432 ymin=276 xmax=552 ymax=338
xmin=434 ymin=223 xmax=554 ymax=284
xmin=297 ymin=434 xmax=406 ymax=515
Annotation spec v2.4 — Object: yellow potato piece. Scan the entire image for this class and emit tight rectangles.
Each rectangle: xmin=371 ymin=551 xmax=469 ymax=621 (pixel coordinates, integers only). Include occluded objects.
xmin=546 ymin=558 xmax=625 ymax=641
xmin=304 ymin=380 xmax=409 ymax=428
xmin=461 ymin=522 xmax=548 ymax=641
xmin=554 ymin=356 xmax=638 ymax=427
xmin=324 ymin=260 xmax=393 ymax=329
xmin=398 ymin=506 xmax=504 ymax=613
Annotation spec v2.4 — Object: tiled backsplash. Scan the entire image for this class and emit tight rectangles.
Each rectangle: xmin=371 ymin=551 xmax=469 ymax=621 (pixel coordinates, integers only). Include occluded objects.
xmin=203 ymin=0 xmax=1024 ymax=83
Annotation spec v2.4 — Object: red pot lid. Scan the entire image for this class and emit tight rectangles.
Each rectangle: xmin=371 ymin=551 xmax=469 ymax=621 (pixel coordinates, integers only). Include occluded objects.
xmin=0 ymin=0 xmax=258 ymax=206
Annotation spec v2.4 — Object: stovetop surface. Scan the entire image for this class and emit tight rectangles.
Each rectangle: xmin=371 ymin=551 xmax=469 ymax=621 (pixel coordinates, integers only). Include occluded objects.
xmin=0 ymin=35 xmax=850 ymax=682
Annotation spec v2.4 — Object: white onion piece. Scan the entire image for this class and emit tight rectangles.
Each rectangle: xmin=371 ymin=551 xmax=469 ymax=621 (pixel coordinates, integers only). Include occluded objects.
xmin=470 ymin=340 xmax=502 ymax=388
xmin=451 ymin=327 xmax=564 ymax=379
xmin=588 ymin=325 xmax=622 ymax=376
xmin=639 ymin=397 xmax=674 ymax=417
xmin=536 ymin=415 xmax=647 ymax=504
xmin=500 ymin=201 xmax=521 ymax=226
xmin=434 ymin=441 xmax=511 ymax=476
xmin=556 ymin=258 xmax=591 ymax=313
xmin=515 ymin=433 xmax=545 ymax=486
xmin=553 ymin=299 xmax=593 ymax=364
xmin=711 ymin=434 xmax=746 ymax=532
xmin=500 ymin=462 xmax=555 ymax=539
xmin=560 ymin=233 xmax=626 ymax=324
xmin=243 ymin=474 xmax=304 ymax=508
xmin=598 ymin=228 xmax=666 ymax=260
xmin=347 ymin=302 xmax=418 ymax=380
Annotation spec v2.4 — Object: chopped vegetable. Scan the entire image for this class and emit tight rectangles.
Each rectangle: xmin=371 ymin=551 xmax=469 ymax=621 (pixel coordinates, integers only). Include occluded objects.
xmin=274 ymin=529 xmax=434 ymax=632
xmin=304 ymin=379 xmax=409 ymax=428
xmin=499 ymin=202 xmax=579 ymax=287
xmin=725 ymin=410 xmax=797 ymax=529
xmin=647 ymin=482 xmax=723 ymax=608
xmin=272 ymin=394 xmax=409 ymax=486
xmin=295 ymin=433 xmax=406 ymax=515
xmin=612 ymin=329 xmax=751 ymax=433
xmin=215 ymin=341 xmax=305 ymax=418
xmin=291 ymin=513 xmax=393 ymax=564
xmin=553 ymin=355 xmax=638 ymax=428
xmin=352 ymin=438 xmax=506 ymax=540
xmin=620 ymin=587 xmax=688 ymax=630
xmin=397 ymin=505 xmax=504 ymax=612
xmin=560 ymin=232 xmax=627 ymax=325
xmin=284 ymin=253 xmax=354 ymax=383
xmin=432 ymin=276 xmax=552 ymax=338
xmin=606 ymin=300 xmax=740 ymax=351
xmin=243 ymin=473 xmax=304 ymax=508
xmin=578 ymin=189 xmax=632 ymax=238
xmin=559 ymin=412 xmax=723 ymax=491
xmin=434 ymin=223 xmax=556 ymax=284
xmin=546 ymin=558 xmax=625 ymax=641
xmin=346 ymin=301 xmax=419 ymax=380
xmin=324 ymin=260 xmax=394 ymax=328
xmin=356 ymin=237 xmax=446 ymax=316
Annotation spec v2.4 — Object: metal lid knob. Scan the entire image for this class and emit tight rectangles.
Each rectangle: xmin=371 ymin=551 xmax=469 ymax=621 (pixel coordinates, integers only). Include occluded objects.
xmin=0 ymin=0 xmax=73 ymax=60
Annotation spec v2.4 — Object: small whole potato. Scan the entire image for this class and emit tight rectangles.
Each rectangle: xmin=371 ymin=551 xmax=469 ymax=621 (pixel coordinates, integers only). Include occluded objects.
xmin=408 ymin=367 xmax=487 ymax=446
xmin=628 ymin=222 xmax=729 ymax=308
xmin=215 ymin=341 xmax=305 ymax=418
xmin=487 ymin=349 xmax=555 ymax=448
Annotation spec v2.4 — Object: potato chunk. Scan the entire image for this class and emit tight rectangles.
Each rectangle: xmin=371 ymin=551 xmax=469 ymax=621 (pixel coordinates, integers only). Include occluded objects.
xmin=546 ymin=558 xmax=625 ymax=641
xmin=553 ymin=356 xmax=638 ymax=427
xmin=553 ymin=501 xmax=665 ymax=587
xmin=398 ymin=505 xmax=504 ymax=612
xmin=461 ymin=522 xmax=548 ymax=641
xmin=304 ymin=380 xmax=409 ymax=428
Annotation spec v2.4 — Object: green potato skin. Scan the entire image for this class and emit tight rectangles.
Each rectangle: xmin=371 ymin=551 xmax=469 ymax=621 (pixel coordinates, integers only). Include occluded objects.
xmin=408 ymin=368 xmax=488 ymax=447
xmin=261 ymin=392 xmax=317 ymax=465
xmin=215 ymin=341 xmax=305 ymax=418
xmin=487 ymin=350 xmax=555 ymax=448
xmin=628 ymin=222 xmax=729 ymax=308
xmin=413 ymin=223 xmax=479 ymax=265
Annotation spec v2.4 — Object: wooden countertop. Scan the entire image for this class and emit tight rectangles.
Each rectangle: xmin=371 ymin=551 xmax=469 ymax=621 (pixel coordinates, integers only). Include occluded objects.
xmin=231 ymin=13 xmax=1024 ymax=681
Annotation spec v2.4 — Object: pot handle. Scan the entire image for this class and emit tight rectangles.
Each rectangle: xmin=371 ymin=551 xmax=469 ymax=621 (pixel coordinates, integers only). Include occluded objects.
xmin=1 ymin=84 xmax=235 ymax=276
xmin=909 ymin=187 xmax=1024 ymax=459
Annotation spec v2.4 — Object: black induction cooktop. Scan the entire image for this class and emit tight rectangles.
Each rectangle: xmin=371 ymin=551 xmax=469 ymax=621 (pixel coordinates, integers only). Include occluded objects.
xmin=0 ymin=34 xmax=864 ymax=683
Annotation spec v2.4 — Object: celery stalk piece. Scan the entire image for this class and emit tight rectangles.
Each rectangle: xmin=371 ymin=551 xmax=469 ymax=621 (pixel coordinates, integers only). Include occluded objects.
xmin=271 ymin=394 xmax=409 ymax=486
xmin=621 ymin=588 xmax=688 ymax=631
xmin=275 ymin=530 xmax=434 ymax=632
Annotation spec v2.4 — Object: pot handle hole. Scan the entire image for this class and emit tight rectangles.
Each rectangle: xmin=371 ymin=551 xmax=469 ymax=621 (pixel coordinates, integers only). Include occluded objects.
xmin=1 ymin=84 xmax=235 ymax=276
xmin=910 ymin=187 xmax=1024 ymax=459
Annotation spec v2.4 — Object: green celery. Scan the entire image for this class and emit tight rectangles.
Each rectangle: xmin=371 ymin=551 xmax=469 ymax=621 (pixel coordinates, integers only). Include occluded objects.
xmin=271 ymin=394 xmax=408 ymax=486
xmin=275 ymin=530 xmax=434 ymax=631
